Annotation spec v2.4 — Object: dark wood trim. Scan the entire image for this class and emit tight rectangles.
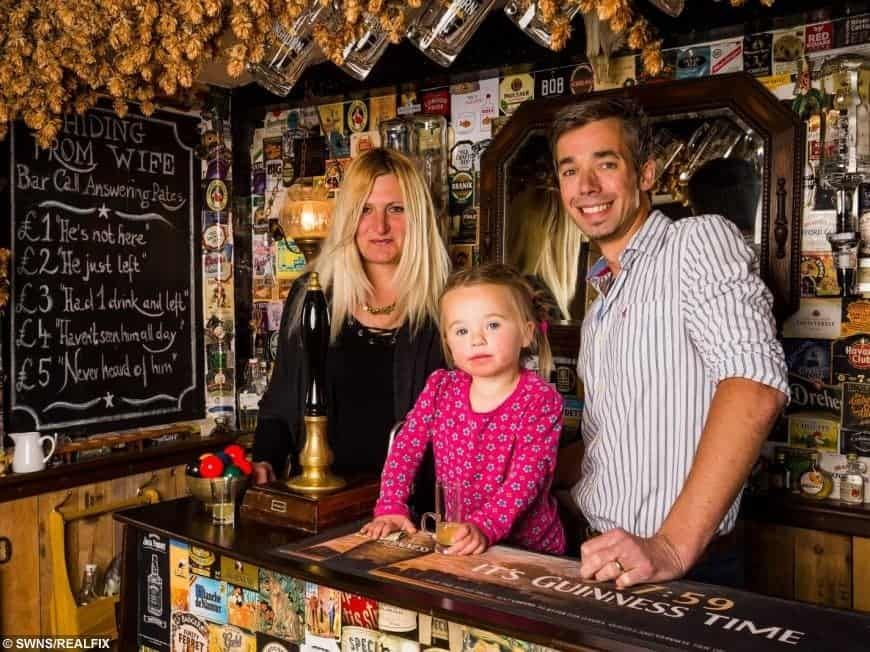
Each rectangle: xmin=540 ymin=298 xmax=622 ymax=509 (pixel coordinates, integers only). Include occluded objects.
xmin=480 ymin=72 xmax=803 ymax=324
xmin=0 ymin=432 xmax=237 ymax=504
xmin=742 ymin=493 xmax=870 ymax=539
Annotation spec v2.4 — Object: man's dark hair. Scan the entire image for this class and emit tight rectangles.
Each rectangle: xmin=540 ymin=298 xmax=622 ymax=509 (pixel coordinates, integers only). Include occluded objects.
xmin=550 ymin=97 xmax=653 ymax=173
xmin=688 ymin=157 xmax=761 ymax=234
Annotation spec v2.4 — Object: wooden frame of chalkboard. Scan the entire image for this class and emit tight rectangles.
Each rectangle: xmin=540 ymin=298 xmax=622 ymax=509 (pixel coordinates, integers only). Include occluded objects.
xmin=0 ymin=104 xmax=205 ymax=437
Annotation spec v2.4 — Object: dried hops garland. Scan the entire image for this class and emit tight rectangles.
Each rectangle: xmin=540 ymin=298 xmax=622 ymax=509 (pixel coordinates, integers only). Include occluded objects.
xmin=0 ymin=0 xmax=748 ymax=146
xmin=226 ymin=0 xmax=422 ymax=73
xmin=0 ymin=0 xmax=225 ymax=147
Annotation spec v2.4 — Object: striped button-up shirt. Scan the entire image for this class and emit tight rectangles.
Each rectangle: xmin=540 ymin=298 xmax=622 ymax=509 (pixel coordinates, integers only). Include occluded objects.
xmin=572 ymin=210 xmax=788 ymax=537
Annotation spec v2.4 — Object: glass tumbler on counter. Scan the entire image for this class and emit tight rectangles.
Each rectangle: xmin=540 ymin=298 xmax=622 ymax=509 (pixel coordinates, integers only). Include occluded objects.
xmin=210 ymin=477 xmax=236 ymax=525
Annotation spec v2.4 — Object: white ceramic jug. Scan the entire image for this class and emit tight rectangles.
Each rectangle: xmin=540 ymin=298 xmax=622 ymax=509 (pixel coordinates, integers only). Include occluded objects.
xmin=10 ymin=431 xmax=57 ymax=473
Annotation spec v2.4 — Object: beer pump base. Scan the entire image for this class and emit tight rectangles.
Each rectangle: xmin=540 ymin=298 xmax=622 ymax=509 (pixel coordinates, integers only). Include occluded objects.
xmin=286 ymin=473 xmax=346 ymax=493
xmin=240 ymin=475 xmax=379 ymax=533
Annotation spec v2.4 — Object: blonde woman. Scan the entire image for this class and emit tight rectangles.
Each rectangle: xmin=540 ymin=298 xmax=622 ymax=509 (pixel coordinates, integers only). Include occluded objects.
xmin=507 ymin=183 xmax=583 ymax=321
xmin=252 ymin=149 xmax=450 ymax=508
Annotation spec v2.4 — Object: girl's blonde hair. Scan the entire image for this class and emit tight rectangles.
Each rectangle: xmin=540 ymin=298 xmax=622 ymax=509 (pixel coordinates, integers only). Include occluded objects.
xmin=291 ymin=148 xmax=450 ymax=340
xmin=507 ymin=184 xmax=582 ymax=318
xmin=438 ymin=263 xmax=553 ymax=380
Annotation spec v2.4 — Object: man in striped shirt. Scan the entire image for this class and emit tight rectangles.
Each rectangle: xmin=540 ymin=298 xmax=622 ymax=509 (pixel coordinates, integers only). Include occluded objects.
xmin=553 ymin=98 xmax=789 ymax=588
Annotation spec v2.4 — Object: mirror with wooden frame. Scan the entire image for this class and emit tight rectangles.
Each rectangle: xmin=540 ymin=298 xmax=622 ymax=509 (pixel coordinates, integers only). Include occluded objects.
xmin=479 ymin=73 xmax=803 ymax=324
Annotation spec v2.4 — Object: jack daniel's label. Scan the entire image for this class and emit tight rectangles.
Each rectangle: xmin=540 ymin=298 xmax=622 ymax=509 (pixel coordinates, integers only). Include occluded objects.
xmin=139 ymin=532 xmax=170 ymax=649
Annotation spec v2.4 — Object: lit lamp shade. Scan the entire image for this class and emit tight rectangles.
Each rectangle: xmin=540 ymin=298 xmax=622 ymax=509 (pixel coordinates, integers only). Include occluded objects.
xmin=280 ymin=181 xmax=333 ymax=260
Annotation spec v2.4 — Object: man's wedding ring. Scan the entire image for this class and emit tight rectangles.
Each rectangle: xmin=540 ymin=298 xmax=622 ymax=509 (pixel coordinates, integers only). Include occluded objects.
xmin=613 ymin=559 xmax=625 ymax=574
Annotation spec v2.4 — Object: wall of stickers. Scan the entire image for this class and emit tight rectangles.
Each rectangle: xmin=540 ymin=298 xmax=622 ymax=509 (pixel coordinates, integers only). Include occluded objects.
xmin=199 ymin=93 xmax=238 ymax=432
xmin=246 ymin=11 xmax=870 ymax=500
xmin=138 ymin=531 xmax=554 ymax=652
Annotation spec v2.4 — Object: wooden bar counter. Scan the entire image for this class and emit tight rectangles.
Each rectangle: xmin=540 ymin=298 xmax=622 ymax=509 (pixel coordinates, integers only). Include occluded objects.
xmin=115 ymin=497 xmax=870 ymax=651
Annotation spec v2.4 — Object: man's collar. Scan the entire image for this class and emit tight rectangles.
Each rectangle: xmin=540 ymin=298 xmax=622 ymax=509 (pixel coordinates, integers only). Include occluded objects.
xmin=624 ymin=210 xmax=671 ymax=257
xmin=585 ymin=210 xmax=672 ymax=284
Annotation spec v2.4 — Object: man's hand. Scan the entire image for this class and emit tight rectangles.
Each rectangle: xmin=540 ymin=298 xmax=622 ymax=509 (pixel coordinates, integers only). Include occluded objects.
xmin=444 ymin=522 xmax=488 ymax=556
xmin=579 ymin=528 xmax=686 ymax=588
xmin=359 ymin=515 xmax=417 ymax=540
xmin=252 ymin=461 xmax=276 ymax=485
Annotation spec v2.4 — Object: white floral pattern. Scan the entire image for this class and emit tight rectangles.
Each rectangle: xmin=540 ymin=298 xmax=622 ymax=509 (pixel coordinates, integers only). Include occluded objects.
xmin=374 ymin=368 xmax=566 ymax=554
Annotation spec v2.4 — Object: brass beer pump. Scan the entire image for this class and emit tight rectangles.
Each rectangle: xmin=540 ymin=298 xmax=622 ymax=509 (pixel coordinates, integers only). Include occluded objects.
xmin=286 ymin=272 xmax=345 ymax=493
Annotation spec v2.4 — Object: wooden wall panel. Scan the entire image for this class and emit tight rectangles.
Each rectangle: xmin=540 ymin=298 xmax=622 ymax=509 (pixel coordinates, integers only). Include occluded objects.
xmin=852 ymin=537 xmax=870 ymax=612
xmin=0 ymin=497 xmax=40 ymax=634
xmin=794 ymin=528 xmax=851 ymax=609
xmin=744 ymin=522 xmax=795 ymax=600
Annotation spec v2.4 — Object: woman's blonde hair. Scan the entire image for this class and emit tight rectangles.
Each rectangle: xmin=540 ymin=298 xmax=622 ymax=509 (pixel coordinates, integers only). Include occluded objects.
xmin=438 ymin=263 xmax=553 ymax=380
xmin=291 ymin=148 xmax=450 ymax=340
xmin=507 ymin=184 xmax=582 ymax=318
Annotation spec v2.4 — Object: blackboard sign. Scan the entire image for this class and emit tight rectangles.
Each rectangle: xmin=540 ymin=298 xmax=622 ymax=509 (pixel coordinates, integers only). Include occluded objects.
xmin=2 ymin=107 xmax=204 ymax=433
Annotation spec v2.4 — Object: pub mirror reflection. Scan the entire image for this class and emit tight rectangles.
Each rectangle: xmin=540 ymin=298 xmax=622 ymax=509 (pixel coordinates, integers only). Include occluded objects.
xmin=502 ymin=109 xmax=766 ymax=321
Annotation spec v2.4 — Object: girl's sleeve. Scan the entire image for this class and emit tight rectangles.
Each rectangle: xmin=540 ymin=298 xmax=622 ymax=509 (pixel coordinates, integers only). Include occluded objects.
xmin=373 ymin=369 xmax=447 ymax=518
xmin=467 ymin=387 xmax=562 ymax=545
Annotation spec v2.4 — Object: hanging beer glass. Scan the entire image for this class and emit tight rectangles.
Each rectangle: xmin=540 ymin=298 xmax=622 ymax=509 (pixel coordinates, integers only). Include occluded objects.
xmin=337 ymin=4 xmax=426 ymax=80
xmin=819 ymin=54 xmax=870 ymax=295
xmin=407 ymin=0 xmax=498 ymax=67
xmin=503 ymin=1 xmax=581 ymax=50
xmin=249 ymin=3 xmax=327 ymax=96
xmin=337 ymin=12 xmax=391 ymax=80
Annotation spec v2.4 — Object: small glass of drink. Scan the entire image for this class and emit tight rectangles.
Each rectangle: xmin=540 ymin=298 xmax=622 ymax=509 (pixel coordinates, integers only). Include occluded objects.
xmin=421 ymin=480 xmax=464 ymax=551
xmin=210 ymin=477 xmax=235 ymax=526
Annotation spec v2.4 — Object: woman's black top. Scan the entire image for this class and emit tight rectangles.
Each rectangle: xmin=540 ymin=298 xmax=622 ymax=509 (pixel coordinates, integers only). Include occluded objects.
xmin=252 ymin=276 xmax=443 ymax=513
xmin=327 ymin=317 xmax=396 ymax=473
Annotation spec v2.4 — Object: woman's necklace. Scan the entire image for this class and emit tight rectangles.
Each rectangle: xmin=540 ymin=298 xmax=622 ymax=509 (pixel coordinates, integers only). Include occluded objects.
xmin=362 ymin=301 xmax=396 ymax=315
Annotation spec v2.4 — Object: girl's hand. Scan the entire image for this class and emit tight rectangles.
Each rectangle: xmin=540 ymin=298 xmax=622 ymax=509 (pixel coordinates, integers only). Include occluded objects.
xmin=359 ymin=515 xmax=418 ymax=540
xmin=444 ymin=522 xmax=488 ymax=555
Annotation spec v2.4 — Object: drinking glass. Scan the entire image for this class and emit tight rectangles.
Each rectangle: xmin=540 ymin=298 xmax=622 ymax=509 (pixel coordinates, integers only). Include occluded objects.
xmin=210 ymin=477 xmax=235 ymax=526
xmin=503 ymin=1 xmax=581 ymax=50
xmin=407 ymin=0 xmax=498 ymax=67
xmin=249 ymin=2 xmax=328 ymax=96
xmin=421 ymin=480 xmax=464 ymax=551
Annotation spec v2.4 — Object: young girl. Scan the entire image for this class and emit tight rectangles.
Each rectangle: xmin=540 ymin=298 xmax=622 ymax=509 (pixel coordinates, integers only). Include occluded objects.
xmin=361 ymin=264 xmax=566 ymax=555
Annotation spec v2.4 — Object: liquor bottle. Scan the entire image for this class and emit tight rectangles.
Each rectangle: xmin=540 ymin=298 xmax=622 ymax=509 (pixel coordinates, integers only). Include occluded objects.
xmin=77 ymin=563 xmax=99 ymax=606
xmin=799 ymin=452 xmax=834 ymax=500
xmin=146 ymin=554 xmax=163 ymax=617
xmin=768 ymin=450 xmax=790 ymax=492
xmin=102 ymin=555 xmax=121 ymax=596
xmin=238 ymin=359 xmax=263 ymax=432
xmin=257 ymin=360 xmax=270 ymax=394
xmin=842 ymin=453 xmax=867 ymax=504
